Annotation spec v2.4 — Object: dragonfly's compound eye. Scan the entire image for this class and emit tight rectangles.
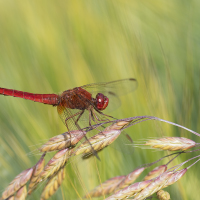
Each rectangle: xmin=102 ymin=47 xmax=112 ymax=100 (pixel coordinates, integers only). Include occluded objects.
xmin=96 ymin=93 xmax=109 ymax=110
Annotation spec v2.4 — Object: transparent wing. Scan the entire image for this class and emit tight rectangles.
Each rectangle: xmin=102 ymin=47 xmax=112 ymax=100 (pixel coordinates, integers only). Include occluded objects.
xmin=81 ymin=78 xmax=137 ymax=97
xmin=81 ymin=78 xmax=137 ymax=113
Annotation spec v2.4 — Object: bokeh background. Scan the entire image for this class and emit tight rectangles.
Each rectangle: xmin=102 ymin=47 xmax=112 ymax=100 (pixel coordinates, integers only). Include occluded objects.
xmin=0 ymin=1 xmax=199 ymax=200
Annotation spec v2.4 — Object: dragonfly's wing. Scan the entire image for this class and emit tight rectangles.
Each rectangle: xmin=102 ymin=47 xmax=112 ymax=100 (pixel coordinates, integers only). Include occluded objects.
xmin=80 ymin=78 xmax=137 ymax=97
xmin=57 ymin=104 xmax=80 ymax=131
xmin=81 ymin=78 xmax=137 ymax=112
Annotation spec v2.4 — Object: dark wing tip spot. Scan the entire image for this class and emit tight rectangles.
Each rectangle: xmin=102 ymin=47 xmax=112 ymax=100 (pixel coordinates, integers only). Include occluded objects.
xmin=108 ymin=91 xmax=117 ymax=96
xmin=129 ymin=78 xmax=137 ymax=82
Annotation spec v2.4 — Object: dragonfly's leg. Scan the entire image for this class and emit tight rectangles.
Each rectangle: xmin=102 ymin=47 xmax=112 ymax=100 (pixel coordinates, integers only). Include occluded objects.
xmin=74 ymin=110 xmax=84 ymax=126
xmin=90 ymin=109 xmax=98 ymax=124
xmin=65 ymin=110 xmax=83 ymax=147
xmin=89 ymin=110 xmax=92 ymax=126
xmin=65 ymin=111 xmax=83 ymax=125
xmin=94 ymin=108 xmax=116 ymax=121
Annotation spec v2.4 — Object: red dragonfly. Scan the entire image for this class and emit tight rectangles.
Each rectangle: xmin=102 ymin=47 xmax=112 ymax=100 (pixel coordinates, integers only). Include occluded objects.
xmin=0 ymin=78 xmax=137 ymax=156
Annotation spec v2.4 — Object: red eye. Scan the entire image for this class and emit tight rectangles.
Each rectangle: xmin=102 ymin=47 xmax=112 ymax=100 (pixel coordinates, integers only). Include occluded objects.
xmin=96 ymin=93 xmax=109 ymax=110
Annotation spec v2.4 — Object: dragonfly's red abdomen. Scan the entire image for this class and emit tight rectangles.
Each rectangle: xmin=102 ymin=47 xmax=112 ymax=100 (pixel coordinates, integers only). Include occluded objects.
xmin=0 ymin=88 xmax=59 ymax=105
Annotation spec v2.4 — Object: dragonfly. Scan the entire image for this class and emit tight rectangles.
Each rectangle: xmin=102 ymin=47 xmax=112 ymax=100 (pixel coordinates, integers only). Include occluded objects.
xmin=0 ymin=78 xmax=137 ymax=157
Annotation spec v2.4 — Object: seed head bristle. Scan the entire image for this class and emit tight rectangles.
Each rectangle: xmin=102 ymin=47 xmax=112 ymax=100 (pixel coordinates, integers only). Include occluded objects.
xmin=40 ymin=167 xmax=65 ymax=200
xmin=145 ymin=137 xmax=196 ymax=151
xmin=2 ymin=168 xmax=33 ymax=199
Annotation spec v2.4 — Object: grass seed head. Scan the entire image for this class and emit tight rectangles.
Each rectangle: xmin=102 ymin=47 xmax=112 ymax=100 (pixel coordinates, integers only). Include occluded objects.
xmin=163 ymin=169 xmax=187 ymax=188
xmin=145 ymin=137 xmax=196 ymax=151
xmin=133 ymin=171 xmax=173 ymax=200
xmin=39 ymin=149 xmax=70 ymax=182
xmin=40 ymin=167 xmax=65 ymax=200
xmin=15 ymin=185 xmax=27 ymax=200
xmin=105 ymin=180 xmax=152 ymax=200
xmin=116 ymin=167 xmax=145 ymax=190
xmin=2 ymin=168 xmax=33 ymax=199
xmin=85 ymin=176 xmax=126 ymax=198
xmin=144 ymin=165 xmax=167 ymax=181
xmin=157 ymin=190 xmax=170 ymax=200
xmin=28 ymin=154 xmax=46 ymax=194
xmin=40 ymin=130 xmax=86 ymax=152
xmin=74 ymin=129 xmax=121 ymax=157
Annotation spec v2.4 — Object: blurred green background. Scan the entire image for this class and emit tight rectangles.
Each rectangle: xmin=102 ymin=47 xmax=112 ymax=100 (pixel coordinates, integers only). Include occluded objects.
xmin=0 ymin=1 xmax=199 ymax=199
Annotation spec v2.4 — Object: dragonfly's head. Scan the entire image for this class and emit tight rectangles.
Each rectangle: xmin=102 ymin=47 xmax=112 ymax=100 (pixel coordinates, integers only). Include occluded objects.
xmin=95 ymin=93 xmax=109 ymax=110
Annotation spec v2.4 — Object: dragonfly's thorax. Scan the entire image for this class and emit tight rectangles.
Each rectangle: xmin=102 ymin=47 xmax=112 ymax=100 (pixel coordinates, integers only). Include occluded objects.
xmin=58 ymin=88 xmax=109 ymax=111
xmin=59 ymin=87 xmax=93 ymax=110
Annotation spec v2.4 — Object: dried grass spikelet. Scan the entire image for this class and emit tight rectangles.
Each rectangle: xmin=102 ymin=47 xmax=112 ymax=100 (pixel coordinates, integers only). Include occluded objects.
xmin=105 ymin=180 xmax=153 ymax=200
xmin=134 ymin=169 xmax=187 ymax=200
xmin=40 ymin=130 xmax=86 ymax=152
xmin=39 ymin=148 xmax=71 ymax=182
xmin=144 ymin=165 xmax=167 ymax=181
xmin=28 ymin=153 xmax=46 ymax=195
xmin=145 ymin=137 xmax=196 ymax=151
xmin=2 ymin=168 xmax=33 ymax=199
xmin=115 ymin=167 xmax=145 ymax=191
xmin=15 ymin=185 xmax=27 ymax=200
xmin=133 ymin=171 xmax=174 ymax=200
xmin=40 ymin=167 xmax=65 ymax=200
xmin=163 ymin=168 xmax=187 ymax=188
xmin=157 ymin=190 xmax=170 ymax=200
xmin=74 ymin=121 xmax=130 ymax=157
xmin=5 ymin=196 xmax=14 ymax=200
xmin=85 ymin=176 xmax=126 ymax=198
